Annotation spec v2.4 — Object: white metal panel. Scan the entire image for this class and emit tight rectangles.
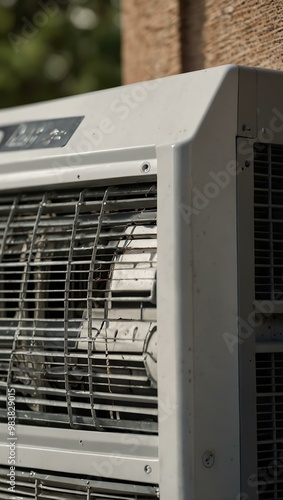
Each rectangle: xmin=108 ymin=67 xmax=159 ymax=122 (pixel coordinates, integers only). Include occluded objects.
xmin=0 ymin=424 xmax=159 ymax=484
xmin=157 ymin=65 xmax=240 ymax=500
xmin=0 ymin=66 xmax=237 ymax=191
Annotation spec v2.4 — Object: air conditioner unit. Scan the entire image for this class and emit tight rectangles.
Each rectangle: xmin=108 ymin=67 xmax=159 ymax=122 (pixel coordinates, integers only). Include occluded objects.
xmin=0 ymin=64 xmax=282 ymax=500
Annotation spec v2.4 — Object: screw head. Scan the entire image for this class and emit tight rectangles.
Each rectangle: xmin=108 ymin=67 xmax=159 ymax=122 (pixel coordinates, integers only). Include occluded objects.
xmin=245 ymin=160 xmax=250 ymax=167
xmin=141 ymin=163 xmax=151 ymax=173
xmin=144 ymin=465 xmax=152 ymax=474
xmin=202 ymin=451 xmax=215 ymax=468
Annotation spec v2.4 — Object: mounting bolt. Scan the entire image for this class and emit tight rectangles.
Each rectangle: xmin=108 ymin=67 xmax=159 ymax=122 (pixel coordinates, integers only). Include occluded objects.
xmin=144 ymin=465 xmax=152 ymax=474
xmin=141 ymin=162 xmax=151 ymax=173
xmin=241 ymin=124 xmax=251 ymax=132
xmin=262 ymin=128 xmax=267 ymax=134
xmin=202 ymin=451 xmax=215 ymax=468
xmin=245 ymin=160 xmax=250 ymax=167
xmin=30 ymin=471 xmax=35 ymax=476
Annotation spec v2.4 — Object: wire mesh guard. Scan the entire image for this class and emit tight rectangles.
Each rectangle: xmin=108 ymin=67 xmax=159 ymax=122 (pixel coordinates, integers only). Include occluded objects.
xmin=0 ymin=466 xmax=159 ymax=500
xmin=256 ymin=352 xmax=283 ymax=499
xmin=0 ymin=183 xmax=158 ymax=433
xmin=254 ymin=143 xmax=283 ymax=301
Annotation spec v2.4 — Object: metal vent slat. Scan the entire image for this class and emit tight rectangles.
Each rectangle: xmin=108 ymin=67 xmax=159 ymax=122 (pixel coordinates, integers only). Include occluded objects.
xmin=0 ymin=467 xmax=158 ymax=499
xmin=0 ymin=183 xmax=158 ymax=434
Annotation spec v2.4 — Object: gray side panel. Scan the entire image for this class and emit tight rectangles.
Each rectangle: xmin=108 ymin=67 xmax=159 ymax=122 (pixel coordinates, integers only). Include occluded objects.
xmin=237 ymin=138 xmax=258 ymax=500
xmin=238 ymin=66 xmax=257 ymax=138
xmin=157 ymin=66 xmax=240 ymax=500
xmin=237 ymin=67 xmax=283 ymax=500
xmin=256 ymin=68 xmax=283 ymax=145
xmin=191 ymin=67 xmax=240 ymax=500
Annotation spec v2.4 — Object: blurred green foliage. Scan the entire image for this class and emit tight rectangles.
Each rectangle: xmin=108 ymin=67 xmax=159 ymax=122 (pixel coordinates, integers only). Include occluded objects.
xmin=0 ymin=0 xmax=121 ymax=109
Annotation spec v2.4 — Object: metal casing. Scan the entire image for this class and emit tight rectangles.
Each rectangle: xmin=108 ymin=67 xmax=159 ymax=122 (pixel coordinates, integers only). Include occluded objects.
xmin=1 ymin=64 xmax=283 ymax=499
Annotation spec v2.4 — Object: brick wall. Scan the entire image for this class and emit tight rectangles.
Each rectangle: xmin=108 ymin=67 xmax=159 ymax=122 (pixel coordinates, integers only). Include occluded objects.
xmin=185 ymin=0 xmax=283 ymax=71
xmin=122 ymin=0 xmax=182 ymax=84
xmin=122 ymin=0 xmax=283 ymax=83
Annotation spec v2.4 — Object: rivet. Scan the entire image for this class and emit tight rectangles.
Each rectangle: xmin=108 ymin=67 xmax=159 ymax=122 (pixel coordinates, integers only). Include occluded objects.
xmin=141 ymin=163 xmax=151 ymax=173
xmin=144 ymin=465 xmax=152 ymax=474
xmin=202 ymin=451 xmax=215 ymax=468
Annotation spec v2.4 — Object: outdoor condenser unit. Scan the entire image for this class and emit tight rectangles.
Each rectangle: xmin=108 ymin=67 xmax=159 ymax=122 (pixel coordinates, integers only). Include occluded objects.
xmin=0 ymin=65 xmax=283 ymax=500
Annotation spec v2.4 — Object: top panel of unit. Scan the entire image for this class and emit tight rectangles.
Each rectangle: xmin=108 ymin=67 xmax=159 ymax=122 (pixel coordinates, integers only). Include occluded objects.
xmin=0 ymin=65 xmax=237 ymax=164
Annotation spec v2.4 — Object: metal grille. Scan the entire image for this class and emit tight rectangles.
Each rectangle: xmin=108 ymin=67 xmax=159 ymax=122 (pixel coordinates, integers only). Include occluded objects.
xmin=256 ymin=352 xmax=283 ymax=498
xmin=0 ymin=183 xmax=158 ymax=433
xmin=254 ymin=143 xmax=283 ymax=301
xmin=0 ymin=467 xmax=159 ymax=499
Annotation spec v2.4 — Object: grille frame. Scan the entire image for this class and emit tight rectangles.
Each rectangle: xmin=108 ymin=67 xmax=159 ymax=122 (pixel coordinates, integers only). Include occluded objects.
xmin=0 ymin=180 xmax=159 ymax=487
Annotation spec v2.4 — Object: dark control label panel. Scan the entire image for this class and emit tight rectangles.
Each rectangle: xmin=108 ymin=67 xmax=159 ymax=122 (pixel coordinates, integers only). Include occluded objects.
xmin=0 ymin=116 xmax=84 ymax=152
